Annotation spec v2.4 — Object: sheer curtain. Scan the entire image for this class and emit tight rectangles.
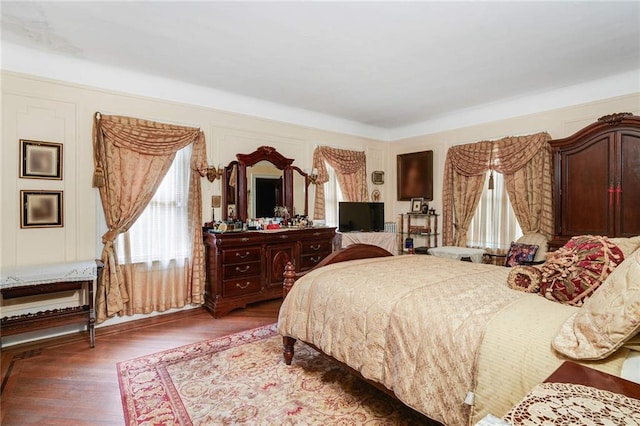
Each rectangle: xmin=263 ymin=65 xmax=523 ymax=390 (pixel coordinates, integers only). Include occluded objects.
xmin=323 ymin=164 xmax=345 ymax=227
xmin=115 ymin=145 xmax=195 ymax=315
xmin=467 ymin=171 xmax=522 ymax=251
xmin=116 ymin=145 xmax=191 ymax=267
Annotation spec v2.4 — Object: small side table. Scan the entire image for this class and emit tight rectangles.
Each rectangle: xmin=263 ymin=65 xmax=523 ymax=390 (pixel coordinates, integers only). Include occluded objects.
xmin=427 ymin=246 xmax=485 ymax=263
xmin=1 ymin=260 xmax=103 ymax=348
xmin=544 ymin=361 xmax=640 ymax=398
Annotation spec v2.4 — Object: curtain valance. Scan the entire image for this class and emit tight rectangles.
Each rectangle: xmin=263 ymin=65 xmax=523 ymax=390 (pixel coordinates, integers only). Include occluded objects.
xmin=442 ymin=132 xmax=552 ymax=246
xmin=312 ymin=146 xmax=368 ymax=220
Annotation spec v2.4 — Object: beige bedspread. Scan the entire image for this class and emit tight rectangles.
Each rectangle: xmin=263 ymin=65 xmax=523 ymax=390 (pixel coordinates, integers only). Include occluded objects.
xmin=471 ymin=294 xmax=628 ymax=424
xmin=278 ymin=255 xmax=522 ymax=425
xmin=278 ymin=255 xmax=630 ymax=425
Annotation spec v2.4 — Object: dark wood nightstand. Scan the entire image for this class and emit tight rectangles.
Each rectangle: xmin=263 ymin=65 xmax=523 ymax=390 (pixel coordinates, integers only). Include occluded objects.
xmin=545 ymin=361 xmax=640 ymax=399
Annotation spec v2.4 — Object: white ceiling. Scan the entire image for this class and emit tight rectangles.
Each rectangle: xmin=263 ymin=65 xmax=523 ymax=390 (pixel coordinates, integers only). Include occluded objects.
xmin=2 ymin=1 xmax=639 ymax=139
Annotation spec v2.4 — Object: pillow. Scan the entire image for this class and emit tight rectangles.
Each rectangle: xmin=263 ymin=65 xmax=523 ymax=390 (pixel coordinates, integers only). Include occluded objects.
xmin=540 ymin=235 xmax=624 ymax=306
xmin=507 ymin=265 xmax=542 ymax=293
xmin=552 ymin=248 xmax=640 ymax=360
xmin=504 ymin=242 xmax=538 ymax=267
xmin=609 ymin=236 xmax=640 ymax=258
xmin=516 ymin=232 xmax=549 ymax=263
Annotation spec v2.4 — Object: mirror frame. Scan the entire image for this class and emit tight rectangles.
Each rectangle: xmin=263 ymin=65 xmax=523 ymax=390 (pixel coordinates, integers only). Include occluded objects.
xmin=222 ymin=146 xmax=311 ymax=222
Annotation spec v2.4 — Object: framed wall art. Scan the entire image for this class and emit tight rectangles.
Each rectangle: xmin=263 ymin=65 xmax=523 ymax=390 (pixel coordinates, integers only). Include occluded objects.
xmin=371 ymin=170 xmax=384 ymax=185
xmin=20 ymin=139 xmax=63 ymax=180
xmin=397 ymin=150 xmax=433 ymax=201
xmin=20 ymin=190 xmax=64 ymax=228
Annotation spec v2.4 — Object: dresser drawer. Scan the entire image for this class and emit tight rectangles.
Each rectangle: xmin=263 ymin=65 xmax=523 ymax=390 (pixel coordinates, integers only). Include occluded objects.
xmin=300 ymin=252 xmax=330 ymax=270
xmin=222 ymin=247 xmax=262 ymax=264
xmin=223 ymin=261 xmax=261 ymax=279
xmin=301 ymin=240 xmax=332 ymax=255
xmin=222 ymin=276 xmax=262 ymax=298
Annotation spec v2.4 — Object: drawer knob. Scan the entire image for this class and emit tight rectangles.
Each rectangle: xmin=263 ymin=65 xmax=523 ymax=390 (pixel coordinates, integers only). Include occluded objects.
xmin=235 ymin=265 xmax=251 ymax=273
xmin=236 ymin=251 xmax=250 ymax=259
xmin=279 ymin=235 xmax=289 ymax=239
xmin=236 ymin=281 xmax=251 ymax=289
xmin=310 ymin=256 xmax=321 ymax=263
xmin=310 ymin=244 xmax=321 ymax=250
xmin=241 ymin=237 xmax=249 ymax=242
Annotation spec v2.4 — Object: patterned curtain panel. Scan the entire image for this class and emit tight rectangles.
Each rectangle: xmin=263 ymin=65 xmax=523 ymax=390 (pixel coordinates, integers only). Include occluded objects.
xmin=93 ymin=113 xmax=208 ymax=323
xmin=493 ymin=133 xmax=553 ymax=239
xmin=442 ymin=141 xmax=492 ymax=246
xmin=312 ymin=146 xmax=368 ymax=220
xmin=442 ymin=132 xmax=552 ymax=246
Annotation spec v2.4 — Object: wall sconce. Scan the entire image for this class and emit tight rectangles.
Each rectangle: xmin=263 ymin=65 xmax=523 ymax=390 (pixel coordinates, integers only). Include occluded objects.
xmin=307 ymin=168 xmax=319 ymax=185
xmin=206 ymin=165 xmax=224 ymax=182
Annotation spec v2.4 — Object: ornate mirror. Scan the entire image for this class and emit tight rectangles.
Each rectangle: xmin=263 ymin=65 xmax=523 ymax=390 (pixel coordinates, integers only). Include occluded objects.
xmin=222 ymin=146 xmax=310 ymax=222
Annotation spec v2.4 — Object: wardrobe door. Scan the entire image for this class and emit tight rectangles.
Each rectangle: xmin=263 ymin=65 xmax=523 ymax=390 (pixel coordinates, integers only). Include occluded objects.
xmin=616 ymin=130 xmax=640 ymax=237
xmin=559 ymin=133 xmax=615 ymax=238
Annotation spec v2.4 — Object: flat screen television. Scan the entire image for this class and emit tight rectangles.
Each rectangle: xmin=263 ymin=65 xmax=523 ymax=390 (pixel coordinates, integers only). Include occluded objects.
xmin=338 ymin=202 xmax=384 ymax=232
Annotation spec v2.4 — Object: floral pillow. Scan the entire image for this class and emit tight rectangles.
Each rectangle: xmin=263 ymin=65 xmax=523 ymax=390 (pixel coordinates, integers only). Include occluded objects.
xmin=507 ymin=265 xmax=542 ymax=293
xmin=540 ymin=235 xmax=624 ymax=306
xmin=504 ymin=242 xmax=539 ymax=267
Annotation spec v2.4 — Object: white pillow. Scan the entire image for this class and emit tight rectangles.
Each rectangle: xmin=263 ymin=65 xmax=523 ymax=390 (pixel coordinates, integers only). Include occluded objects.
xmin=609 ymin=236 xmax=640 ymax=258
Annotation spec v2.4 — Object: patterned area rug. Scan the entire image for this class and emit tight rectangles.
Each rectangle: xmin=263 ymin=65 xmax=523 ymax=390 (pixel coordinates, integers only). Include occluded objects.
xmin=117 ymin=324 xmax=430 ymax=425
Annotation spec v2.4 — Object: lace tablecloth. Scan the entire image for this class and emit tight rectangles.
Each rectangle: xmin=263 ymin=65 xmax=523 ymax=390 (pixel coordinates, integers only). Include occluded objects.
xmin=0 ymin=261 xmax=98 ymax=290
xmin=427 ymin=246 xmax=485 ymax=263
xmin=336 ymin=231 xmax=397 ymax=254
xmin=503 ymin=382 xmax=640 ymax=425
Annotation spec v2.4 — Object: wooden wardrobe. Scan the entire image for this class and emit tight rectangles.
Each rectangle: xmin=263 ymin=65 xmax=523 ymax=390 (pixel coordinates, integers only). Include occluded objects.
xmin=549 ymin=113 xmax=640 ymax=250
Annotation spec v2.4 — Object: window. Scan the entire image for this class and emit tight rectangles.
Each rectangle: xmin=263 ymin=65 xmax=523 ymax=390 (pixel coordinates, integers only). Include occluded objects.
xmin=467 ymin=171 xmax=522 ymax=250
xmin=116 ymin=145 xmax=192 ymax=266
xmin=322 ymin=164 xmax=344 ymax=227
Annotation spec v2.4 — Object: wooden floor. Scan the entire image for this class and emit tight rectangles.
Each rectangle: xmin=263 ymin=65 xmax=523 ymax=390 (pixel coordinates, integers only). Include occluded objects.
xmin=1 ymin=300 xmax=281 ymax=426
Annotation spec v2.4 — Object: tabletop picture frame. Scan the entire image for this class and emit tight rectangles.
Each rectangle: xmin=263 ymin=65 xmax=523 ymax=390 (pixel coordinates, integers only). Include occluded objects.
xmin=20 ymin=190 xmax=64 ymax=228
xmin=20 ymin=139 xmax=63 ymax=180
xmin=410 ymin=197 xmax=423 ymax=213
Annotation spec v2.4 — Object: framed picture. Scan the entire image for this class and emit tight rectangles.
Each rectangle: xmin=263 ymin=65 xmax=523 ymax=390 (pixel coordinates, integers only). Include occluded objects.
xmin=371 ymin=170 xmax=384 ymax=185
xmin=20 ymin=139 xmax=63 ymax=180
xmin=410 ymin=197 xmax=423 ymax=213
xmin=397 ymin=150 xmax=433 ymax=201
xmin=20 ymin=190 xmax=64 ymax=228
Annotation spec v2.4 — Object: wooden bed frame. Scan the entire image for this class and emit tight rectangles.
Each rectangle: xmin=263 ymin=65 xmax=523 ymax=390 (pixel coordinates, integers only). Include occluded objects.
xmin=281 ymin=243 xmax=393 ymax=364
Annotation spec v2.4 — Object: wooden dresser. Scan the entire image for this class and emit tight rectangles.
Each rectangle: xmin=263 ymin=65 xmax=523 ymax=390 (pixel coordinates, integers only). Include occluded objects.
xmin=203 ymin=227 xmax=335 ymax=317
xmin=549 ymin=113 xmax=640 ymax=250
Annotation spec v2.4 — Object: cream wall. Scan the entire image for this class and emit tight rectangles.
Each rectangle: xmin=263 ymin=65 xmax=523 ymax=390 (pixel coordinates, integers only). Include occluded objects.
xmin=388 ymin=93 xmax=640 ymax=246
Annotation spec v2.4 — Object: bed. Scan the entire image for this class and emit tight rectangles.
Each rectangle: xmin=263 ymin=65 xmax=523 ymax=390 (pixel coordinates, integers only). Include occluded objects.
xmin=277 ymin=243 xmax=639 ymax=425
xmin=278 ymin=114 xmax=640 ymax=425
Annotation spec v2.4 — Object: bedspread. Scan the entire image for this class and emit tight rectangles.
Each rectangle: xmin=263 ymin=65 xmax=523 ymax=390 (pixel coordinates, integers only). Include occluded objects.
xmin=278 ymin=255 xmax=522 ymax=425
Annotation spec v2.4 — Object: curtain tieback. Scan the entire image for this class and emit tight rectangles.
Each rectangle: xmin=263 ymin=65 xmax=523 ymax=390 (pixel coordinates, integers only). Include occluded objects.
xmin=102 ymin=229 xmax=119 ymax=244
xmin=93 ymin=166 xmax=105 ymax=188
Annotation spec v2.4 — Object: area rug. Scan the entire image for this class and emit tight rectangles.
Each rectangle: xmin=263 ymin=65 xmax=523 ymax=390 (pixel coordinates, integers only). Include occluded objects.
xmin=117 ymin=323 xmax=429 ymax=425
